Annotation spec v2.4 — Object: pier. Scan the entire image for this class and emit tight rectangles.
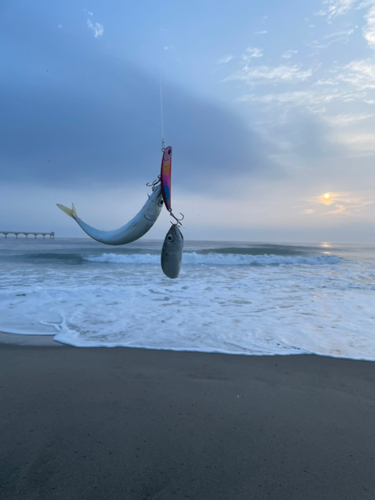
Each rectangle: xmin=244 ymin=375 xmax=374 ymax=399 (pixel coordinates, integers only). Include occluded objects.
xmin=0 ymin=231 xmax=55 ymax=239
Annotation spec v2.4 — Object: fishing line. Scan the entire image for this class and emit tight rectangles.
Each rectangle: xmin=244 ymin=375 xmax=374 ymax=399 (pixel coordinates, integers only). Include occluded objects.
xmin=159 ymin=71 xmax=165 ymax=151
xmin=159 ymin=10 xmax=165 ymax=152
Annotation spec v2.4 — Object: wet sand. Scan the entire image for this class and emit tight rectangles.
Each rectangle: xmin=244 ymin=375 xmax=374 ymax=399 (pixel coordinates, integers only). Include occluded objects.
xmin=1 ymin=344 xmax=374 ymax=500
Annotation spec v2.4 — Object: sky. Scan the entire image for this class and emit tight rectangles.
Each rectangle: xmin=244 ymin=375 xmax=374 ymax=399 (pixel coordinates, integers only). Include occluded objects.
xmin=1 ymin=0 xmax=375 ymax=243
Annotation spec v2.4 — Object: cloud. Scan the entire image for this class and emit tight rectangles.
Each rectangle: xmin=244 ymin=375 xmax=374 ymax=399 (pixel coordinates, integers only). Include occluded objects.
xmin=242 ymin=47 xmax=263 ymax=61
xmin=333 ymin=131 xmax=375 ymax=151
xmin=316 ymin=0 xmax=359 ymax=19
xmin=328 ymin=204 xmax=347 ymax=214
xmin=324 ymin=113 xmax=373 ymax=125
xmin=240 ymin=91 xmax=316 ymax=105
xmin=240 ymin=85 xmax=372 ymax=121
xmin=87 ymin=19 xmax=104 ymax=38
xmin=224 ymin=65 xmax=313 ymax=85
xmin=252 ymin=59 xmax=375 ymax=112
xmin=0 ymin=24 xmax=274 ymax=192
xmin=239 ymin=90 xmax=342 ymax=110
xmin=217 ymin=55 xmax=234 ymax=64
xmin=306 ymin=191 xmax=375 ymax=217
xmin=363 ymin=4 xmax=375 ymax=49
xmin=226 ymin=65 xmax=313 ymax=86
xmin=316 ymin=1 xmax=375 ymax=52
xmin=314 ymin=1 xmax=375 ymax=53
xmin=323 ymin=29 xmax=355 ymax=38
xmin=254 ymin=31 xmax=268 ymax=35
xmin=307 ymin=28 xmax=355 ymax=49
xmin=337 ymin=59 xmax=375 ymax=89
xmin=308 ymin=36 xmax=352 ymax=49
xmin=236 ymin=49 xmax=375 ymax=130
xmin=221 ymin=3 xmax=375 ymax=139
xmin=326 ymin=195 xmax=375 ymax=215
xmin=315 ymin=79 xmax=338 ymax=85
xmin=282 ymin=50 xmax=298 ymax=59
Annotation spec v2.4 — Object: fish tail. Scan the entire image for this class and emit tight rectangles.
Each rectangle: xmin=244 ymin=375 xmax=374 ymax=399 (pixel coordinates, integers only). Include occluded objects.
xmin=56 ymin=203 xmax=77 ymax=219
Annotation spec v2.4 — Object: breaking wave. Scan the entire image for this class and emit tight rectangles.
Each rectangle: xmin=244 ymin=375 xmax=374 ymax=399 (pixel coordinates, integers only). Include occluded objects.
xmin=84 ymin=252 xmax=341 ymax=266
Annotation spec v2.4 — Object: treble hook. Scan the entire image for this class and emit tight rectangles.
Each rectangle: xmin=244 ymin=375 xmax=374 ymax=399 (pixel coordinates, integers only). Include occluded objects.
xmin=169 ymin=210 xmax=184 ymax=227
xmin=146 ymin=175 xmax=161 ymax=188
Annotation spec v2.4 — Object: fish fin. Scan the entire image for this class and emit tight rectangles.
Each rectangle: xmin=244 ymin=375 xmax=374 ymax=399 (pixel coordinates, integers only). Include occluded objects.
xmin=56 ymin=203 xmax=78 ymax=219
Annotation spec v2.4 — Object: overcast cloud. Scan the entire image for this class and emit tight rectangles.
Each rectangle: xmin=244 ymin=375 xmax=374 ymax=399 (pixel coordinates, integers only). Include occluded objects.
xmin=1 ymin=0 xmax=375 ymax=242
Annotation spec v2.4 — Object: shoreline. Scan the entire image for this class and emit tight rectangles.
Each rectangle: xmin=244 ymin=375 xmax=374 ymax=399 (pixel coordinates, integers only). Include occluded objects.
xmin=1 ymin=331 xmax=375 ymax=363
xmin=1 ymin=344 xmax=375 ymax=499
xmin=0 ymin=331 xmax=62 ymax=347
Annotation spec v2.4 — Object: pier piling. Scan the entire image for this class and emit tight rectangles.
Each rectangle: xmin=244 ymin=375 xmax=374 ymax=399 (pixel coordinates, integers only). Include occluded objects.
xmin=0 ymin=231 xmax=55 ymax=240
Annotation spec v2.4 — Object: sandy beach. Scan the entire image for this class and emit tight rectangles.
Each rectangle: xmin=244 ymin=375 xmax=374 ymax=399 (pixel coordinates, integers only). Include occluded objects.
xmin=1 ymin=343 xmax=374 ymax=500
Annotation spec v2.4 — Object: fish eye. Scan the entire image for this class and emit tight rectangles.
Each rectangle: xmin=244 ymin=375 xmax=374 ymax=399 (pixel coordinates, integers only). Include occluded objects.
xmin=167 ymin=235 xmax=173 ymax=241
xmin=168 ymin=149 xmax=171 ymax=155
xmin=158 ymin=199 xmax=163 ymax=206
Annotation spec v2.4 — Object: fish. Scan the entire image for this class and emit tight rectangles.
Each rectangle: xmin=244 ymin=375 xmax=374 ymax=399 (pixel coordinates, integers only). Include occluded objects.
xmin=57 ymin=183 xmax=163 ymax=246
xmin=161 ymin=224 xmax=184 ymax=279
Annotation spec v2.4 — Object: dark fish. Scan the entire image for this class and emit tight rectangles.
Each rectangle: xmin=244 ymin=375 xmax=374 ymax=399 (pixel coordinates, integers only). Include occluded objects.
xmin=161 ymin=224 xmax=184 ymax=279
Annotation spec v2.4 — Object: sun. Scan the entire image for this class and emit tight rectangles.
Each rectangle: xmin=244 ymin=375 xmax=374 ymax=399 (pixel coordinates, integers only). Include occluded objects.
xmin=321 ymin=192 xmax=333 ymax=205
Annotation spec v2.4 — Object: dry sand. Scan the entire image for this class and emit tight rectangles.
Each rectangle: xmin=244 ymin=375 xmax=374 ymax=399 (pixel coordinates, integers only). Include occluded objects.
xmin=1 ymin=343 xmax=374 ymax=499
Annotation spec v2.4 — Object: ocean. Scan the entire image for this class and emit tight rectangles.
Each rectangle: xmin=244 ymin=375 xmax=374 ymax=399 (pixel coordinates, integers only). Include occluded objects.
xmin=0 ymin=237 xmax=374 ymax=360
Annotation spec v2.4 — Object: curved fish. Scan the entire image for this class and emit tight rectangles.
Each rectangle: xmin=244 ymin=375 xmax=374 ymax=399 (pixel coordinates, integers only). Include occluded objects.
xmin=161 ymin=224 xmax=184 ymax=279
xmin=57 ymin=183 xmax=163 ymax=246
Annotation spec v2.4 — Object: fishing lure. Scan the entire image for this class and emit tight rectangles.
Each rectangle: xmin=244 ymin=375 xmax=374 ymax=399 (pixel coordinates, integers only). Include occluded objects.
xmin=160 ymin=146 xmax=172 ymax=212
xmin=160 ymin=146 xmax=184 ymax=226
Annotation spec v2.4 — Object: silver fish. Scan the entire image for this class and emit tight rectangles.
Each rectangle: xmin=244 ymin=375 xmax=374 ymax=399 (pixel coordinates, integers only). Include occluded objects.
xmin=161 ymin=224 xmax=184 ymax=279
xmin=57 ymin=183 xmax=163 ymax=246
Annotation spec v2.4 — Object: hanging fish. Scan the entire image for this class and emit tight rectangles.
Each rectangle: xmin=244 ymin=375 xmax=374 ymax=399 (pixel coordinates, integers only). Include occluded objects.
xmin=161 ymin=224 xmax=184 ymax=279
xmin=56 ymin=183 xmax=163 ymax=246
xmin=160 ymin=146 xmax=172 ymax=212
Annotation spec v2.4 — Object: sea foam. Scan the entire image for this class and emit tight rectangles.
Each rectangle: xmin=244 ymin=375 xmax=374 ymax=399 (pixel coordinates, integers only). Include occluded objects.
xmin=1 ymin=239 xmax=374 ymax=360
